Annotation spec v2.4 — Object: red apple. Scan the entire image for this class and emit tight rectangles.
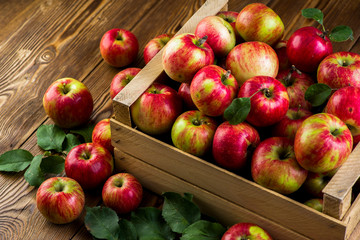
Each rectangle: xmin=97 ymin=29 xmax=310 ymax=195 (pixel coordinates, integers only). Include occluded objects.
xmin=178 ymin=82 xmax=197 ymax=110
xmin=110 ymin=67 xmax=141 ymax=99
xmin=195 ymin=15 xmax=236 ymax=57
xmin=36 ymin=177 xmax=85 ymax=224
xmin=190 ymin=65 xmax=239 ymax=117
xmin=171 ymin=110 xmax=217 ymax=157
xmin=162 ymin=33 xmax=214 ymax=83
xmin=287 ymin=26 xmax=333 ymax=73
xmin=130 ymin=83 xmax=183 ymax=135
xmin=102 ymin=173 xmax=143 ymax=214
xmin=222 ymin=222 xmax=273 ymax=240
xmin=324 ymin=86 xmax=360 ymax=145
xmin=294 ymin=113 xmax=353 ymax=173
xmin=236 ymin=3 xmax=284 ymax=46
xmin=274 ymin=40 xmax=291 ymax=71
xmin=65 ymin=143 xmax=114 ymax=190
xmin=100 ymin=28 xmax=139 ymax=67
xmin=216 ymin=11 xmax=242 ymax=43
xmin=237 ymin=76 xmax=289 ymax=127
xmin=304 ymin=198 xmax=323 ymax=212
xmin=272 ymin=108 xmax=313 ymax=141
xmin=226 ymin=41 xmax=279 ymax=86
xmin=213 ymin=121 xmax=260 ymax=171
xmin=252 ymin=137 xmax=308 ymax=195
xmin=317 ymin=51 xmax=360 ymax=89
xmin=43 ymin=78 xmax=93 ymax=129
xmin=303 ymin=169 xmax=337 ymax=198
xmin=276 ymin=68 xmax=314 ymax=110
xmin=92 ymin=118 xmax=113 ymax=154
xmin=143 ymin=33 xmax=173 ymax=64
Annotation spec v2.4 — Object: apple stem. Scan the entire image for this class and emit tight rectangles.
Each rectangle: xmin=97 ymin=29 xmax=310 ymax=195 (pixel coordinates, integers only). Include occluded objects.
xmin=331 ymin=128 xmax=340 ymax=136
xmin=192 ymin=118 xmax=201 ymax=126
xmin=262 ymin=88 xmax=272 ymax=98
xmin=320 ymin=29 xmax=328 ymax=39
xmin=197 ymin=35 xmax=208 ymax=46
xmin=62 ymin=83 xmax=69 ymax=94
xmin=116 ymin=32 xmax=123 ymax=41
xmin=221 ymin=70 xmax=231 ymax=83
xmin=54 ymin=181 xmax=65 ymax=192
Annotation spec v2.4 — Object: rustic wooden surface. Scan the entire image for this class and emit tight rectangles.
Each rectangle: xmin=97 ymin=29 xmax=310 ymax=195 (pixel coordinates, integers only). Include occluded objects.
xmin=1 ymin=0 xmax=360 ymax=239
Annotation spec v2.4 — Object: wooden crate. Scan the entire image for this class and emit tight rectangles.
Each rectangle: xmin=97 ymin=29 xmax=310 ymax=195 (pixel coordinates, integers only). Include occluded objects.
xmin=111 ymin=0 xmax=360 ymax=239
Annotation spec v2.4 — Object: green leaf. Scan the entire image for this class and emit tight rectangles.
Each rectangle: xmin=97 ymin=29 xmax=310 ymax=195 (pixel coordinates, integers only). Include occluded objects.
xmin=84 ymin=206 xmax=120 ymax=240
xmin=224 ymin=98 xmax=251 ymax=125
xmin=0 ymin=149 xmax=33 ymax=172
xmin=118 ymin=219 xmax=137 ymax=240
xmin=63 ymin=134 xmax=81 ymax=152
xmin=24 ymin=155 xmax=45 ymax=187
xmin=70 ymin=124 xmax=95 ymax=143
xmin=37 ymin=125 xmax=66 ymax=152
xmin=183 ymin=193 xmax=193 ymax=202
xmin=162 ymin=192 xmax=201 ymax=234
xmin=180 ymin=220 xmax=226 ymax=240
xmin=329 ymin=25 xmax=354 ymax=42
xmin=305 ymin=83 xmax=332 ymax=107
xmin=131 ymin=207 xmax=176 ymax=240
xmin=40 ymin=155 xmax=65 ymax=174
xmin=302 ymin=8 xmax=324 ymax=25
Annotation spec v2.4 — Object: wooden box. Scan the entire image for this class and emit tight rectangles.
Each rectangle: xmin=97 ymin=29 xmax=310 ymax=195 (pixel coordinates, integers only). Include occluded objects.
xmin=111 ymin=0 xmax=360 ymax=239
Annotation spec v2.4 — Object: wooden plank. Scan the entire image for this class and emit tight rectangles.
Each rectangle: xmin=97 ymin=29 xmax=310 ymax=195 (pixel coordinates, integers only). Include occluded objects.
xmin=112 ymin=0 xmax=229 ymax=126
xmin=111 ymin=118 xmax=347 ymax=240
xmin=344 ymin=194 xmax=360 ymax=239
xmin=323 ymin=143 xmax=360 ymax=219
xmin=114 ymin=148 xmax=311 ymax=240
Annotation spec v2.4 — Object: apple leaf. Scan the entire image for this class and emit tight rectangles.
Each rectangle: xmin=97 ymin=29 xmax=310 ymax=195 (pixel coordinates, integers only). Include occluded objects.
xmin=37 ymin=124 xmax=66 ymax=152
xmin=85 ymin=206 xmax=120 ymax=240
xmin=180 ymin=220 xmax=226 ymax=240
xmin=162 ymin=192 xmax=201 ymax=234
xmin=302 ymin=8 xmax=324 ymax=25
xmin=305 ymin=83 xmax=332 ymax=107
xmin=40 ymin=155 xmax=65 ymax=174
xmin=329 ymin=25 xmax=354 ymax=42
xmin=118 ymin=219 xmax=137 ymax=240
xmin=63 ymin=134 xmax=81 ymax=153
xmin=224 ymin=98 xmax=251 ymax=125
xmin=24 ymin=155 xmax=45 ymax=187
xmin=131 ymin=207 xmax=176 ymax=240
xmin=0 ymin=149 xmax=33 ymax=172
xmin=70 ymin=124 xmax=95 ymax=143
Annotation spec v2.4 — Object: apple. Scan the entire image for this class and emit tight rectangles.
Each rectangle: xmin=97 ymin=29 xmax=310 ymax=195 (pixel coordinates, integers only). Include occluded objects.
xmin=171 ymin=110 xmax=217 ymax=157
xmin=213 ymin=121 xmax=260 ymax=171
xmin=92 ymin=118 xmax=113 ymax=154
xmin=237 ymin=76 xmax=289 ymax=127
xmin=276 ymin=68 xmax=314 ymax=110
xmin=110 ymin=67 xmax=141 ymax=99
xmin=236 ymin=3 xmax=284 ymax=46
xmin=324 ymin=86 xmax=360 ymax=145
xmin=130 ymin=83 xmax=183 ymax=135
xmin=65 ymin=143 xmax=114 ymax=190
xmin=252 ymin=137 xmax=308 ymax=195
xmin=287 ymin=26 xmax=333 ymax=73
xmin=226 ymin=41 xmax=279 ymax=86
xmin=195 ymin=15 xmax=236 ymax=57
xmin=274 ymin=40 xmax=291 ymax=71
xmin=304 ymin=198 xmax=323 ymax=212
xmin=294 ymin=113 xmax=353 ymax=173
xmin=162 ymin=33 xmax=214 ymax=83
xmin=190 ymin=65 xmax=239 ymax=117
xmin=43 ymin=78 xmax=93 ymax=129
xmin=317 ymin=51 xmax=360 ymax=89
xmin=272 ymin=107 xmax=313 ymax=141
xmin=178 ymin=82 xmax=197 ymax=110
xmin=36 ymin=177 xmax=85 ymax=224
xmin=216 ymin=11 xmax=242 ymax=43
xmin=222 ymin=222 xmax=273 ymax=240
xmin=143 ymin=33 xmax=173 ymax=64
xmin=102 ymin=173 xmax=143 ymax=214
xmin=303 ymin=169 xmax=337 ymax=198
xmin=100 ymin=28 xmax=139 ymax=67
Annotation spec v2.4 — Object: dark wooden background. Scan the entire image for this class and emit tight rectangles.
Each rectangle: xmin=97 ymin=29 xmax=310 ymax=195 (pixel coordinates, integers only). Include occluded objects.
xmin=1 ymin=0 xmax=360 ymax=239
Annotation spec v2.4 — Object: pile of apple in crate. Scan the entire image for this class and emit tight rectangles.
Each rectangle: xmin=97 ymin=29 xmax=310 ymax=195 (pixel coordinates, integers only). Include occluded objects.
xmin=1 ymin=2 xmax=359 ymax=240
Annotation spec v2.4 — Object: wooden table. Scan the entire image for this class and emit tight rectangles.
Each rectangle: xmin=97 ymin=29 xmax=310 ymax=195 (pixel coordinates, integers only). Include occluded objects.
xmin=1 ymin=0 xmax=360 ymax=239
